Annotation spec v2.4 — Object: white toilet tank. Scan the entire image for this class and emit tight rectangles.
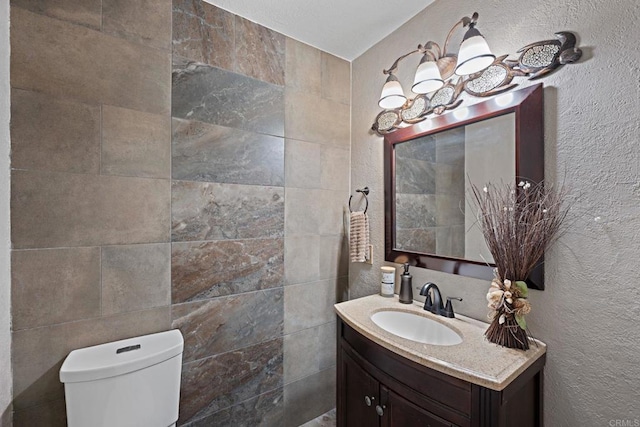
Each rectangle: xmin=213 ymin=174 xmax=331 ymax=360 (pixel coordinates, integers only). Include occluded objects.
xmin=60 ymin=329 xmax=184 ymax=427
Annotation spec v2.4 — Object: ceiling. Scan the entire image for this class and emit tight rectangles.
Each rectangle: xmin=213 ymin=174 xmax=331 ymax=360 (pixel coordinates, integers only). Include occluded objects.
xmin=204 ymin=0 xmax=434 ymax=61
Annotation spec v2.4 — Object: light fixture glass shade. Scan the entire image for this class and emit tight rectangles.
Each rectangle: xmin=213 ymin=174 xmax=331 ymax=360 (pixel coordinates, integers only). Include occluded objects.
xmin=455 ymin=27 xmax=495 ymax=76
xmin=412 ymin=57 xmax=444 ymax=94
xmin=378 ymin=75 xmax=407 ymax=109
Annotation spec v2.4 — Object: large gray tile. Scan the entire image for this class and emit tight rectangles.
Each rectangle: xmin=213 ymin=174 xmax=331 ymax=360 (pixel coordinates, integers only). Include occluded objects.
xmin=299 ymin=409 xmax=337 ymax=427
xmin=320 ymin=146 xmax=350 ymax=192
xmin=284 ymin=279 xmax=339 ymax=334
xmin=284 ymin=367 xmax=336 ymax=427
xmin=284 ymin=139 xmax=321 ymax=189
xmin=435 ymin=194 xmax=465 ymax=226
xmin=318 ymin=235 xmax=348 ymax=280
xmin=318 ymin=190 xmax=348 ymax=236
xmin=284 ymin=322 xmax=336 ymax=385
xmin=436 ymin=226 xmax=465 ymax=258
xmin=171 ymin=288 xmax=284 ymax=362
xmin=10 ymin=0 xmax=101 ymax=29
xmin=12 ymin=307 xmax=171 ymax=410
xmin=11 ymin=88 xmax=100 ymax=174
xmin=285 ymin=38 xmax=321 ymax=94
xmin=435 ymin=127 xmax=465 ymax=167
xmin=284 ymin=235 xmax=320 ymax=285
xmin=285 ymin=188 xmax=321 ymax=237
xmin=171 ymin=238 xmax=284 ymax=303
xmin=11 ymin=170 xmax=170 ymax=249
xmin=185 ymin=388 xmax=284 ymax=427
xmin=172 ymin=0 xmax=234 ymax=70
xmin=102 ymin=105 xmax=171 ymax=179
xmin=395 ymin=134 xmax=436 ymax=161
xmin=395 ymin=157 xmax=436 ymax=195
xmin=395 ymin=228 xmax=436 ymax=254
xmin=12 ymin=247 xmax=100 ymax=330
xmin=284 ymin=90 xmax=349 ymax=146
xmin=321 ymin=52 xmax=350 ymax=105
xmin=172 ymin=118 xmax=284 ymax=186
xmin=101 ymin=243 xmax=171 ymax=315
xmin=102 ymin=0 xmax=171 ymax=50
xmin=179 ymin=338 xmax=283 ymax=424
xmin=172 ymin=57 xmax=284 ymax=137
xmin=171 ymin=180 xmax=284 ymax=242
xmin=435 ymin=162 xmax=465 ymax=196
xmin=395 ymin=193 xmax=437 ymax=230
xmin=11 ymin=7 xmax=170 ymax=115
xmin=235 ymin=16 xmax=285 ymax=86
xmin=13 ymin=398 xmax=67 ymax=427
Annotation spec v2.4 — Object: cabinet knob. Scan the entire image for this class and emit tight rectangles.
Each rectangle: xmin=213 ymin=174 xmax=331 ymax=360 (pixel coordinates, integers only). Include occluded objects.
xmin=364 ymin=396 xmax=372 ymax=406
xmin=376 ymin=405 xmax=385 ymax=416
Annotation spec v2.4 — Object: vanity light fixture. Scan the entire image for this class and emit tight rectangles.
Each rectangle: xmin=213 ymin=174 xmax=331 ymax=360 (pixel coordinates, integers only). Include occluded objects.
xmin=378 ymin=12 xmax=492 ymax=110
xmin=373 ymin=12 xmax=584 ymax=135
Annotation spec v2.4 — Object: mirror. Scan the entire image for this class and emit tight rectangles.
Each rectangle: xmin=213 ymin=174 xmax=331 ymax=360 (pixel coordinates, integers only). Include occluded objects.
xmin=384 ymin=84 xmax=545 ymax=289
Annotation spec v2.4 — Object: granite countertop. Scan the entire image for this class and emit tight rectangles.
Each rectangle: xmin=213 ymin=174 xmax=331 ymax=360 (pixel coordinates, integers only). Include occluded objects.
xmin=334 ymin=294 xmax=546 ymax=391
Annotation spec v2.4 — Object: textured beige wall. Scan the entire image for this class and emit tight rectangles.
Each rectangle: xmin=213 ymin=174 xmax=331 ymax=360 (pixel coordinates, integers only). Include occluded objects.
xmin=351 ymin=0 xmax=640 ymax=425
xmin=0 ymin=0 xmax=11 ymax=424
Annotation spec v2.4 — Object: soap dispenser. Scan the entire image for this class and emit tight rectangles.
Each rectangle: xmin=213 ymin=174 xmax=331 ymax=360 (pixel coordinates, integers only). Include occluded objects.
xmin=399 ymin=263 xmax=413 ymax=304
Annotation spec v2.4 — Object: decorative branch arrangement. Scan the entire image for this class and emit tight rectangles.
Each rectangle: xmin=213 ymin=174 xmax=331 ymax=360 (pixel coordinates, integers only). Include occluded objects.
xmin=373 ymin=32 xmax=582 ymax=135
xmin=470 ymin=181 xmax=570 ymax=350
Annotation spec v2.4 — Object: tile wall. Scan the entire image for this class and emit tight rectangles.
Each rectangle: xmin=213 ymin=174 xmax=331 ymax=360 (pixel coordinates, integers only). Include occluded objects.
xmin=9 ymin=0 xmax=350 ymax=425
xmin=394 ymin=130 xmax=464 ymax=257
xmin=170 ymin=2 xmax=350 ymax=425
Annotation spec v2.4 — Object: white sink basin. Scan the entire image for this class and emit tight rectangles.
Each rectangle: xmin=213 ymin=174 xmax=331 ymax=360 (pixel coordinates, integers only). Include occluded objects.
xmin=371 ymin=310 xmax=463 ymax=346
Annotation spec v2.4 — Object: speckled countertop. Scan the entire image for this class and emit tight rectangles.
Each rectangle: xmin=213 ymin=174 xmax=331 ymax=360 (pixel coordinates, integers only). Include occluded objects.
xmin=334 ymin=294 xmax=546 ymax=391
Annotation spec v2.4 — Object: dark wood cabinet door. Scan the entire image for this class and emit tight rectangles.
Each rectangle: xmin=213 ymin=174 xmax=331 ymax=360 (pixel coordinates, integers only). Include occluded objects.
xmin=381 ymin=385 xmax=455 ymax=427
xmin=339 ymin=349 xmax=381 ymax=427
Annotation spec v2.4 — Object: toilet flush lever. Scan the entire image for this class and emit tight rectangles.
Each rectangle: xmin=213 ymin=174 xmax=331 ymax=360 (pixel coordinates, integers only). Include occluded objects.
xmin=116 ymin=344 xmax=141 ymax=354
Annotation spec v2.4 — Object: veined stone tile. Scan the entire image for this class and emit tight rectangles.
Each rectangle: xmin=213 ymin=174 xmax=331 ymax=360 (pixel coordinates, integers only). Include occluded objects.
xmin=171 ymin=238 xmax=284 ymax=303
xmin=102 ymin=243 xmax=171 ymax=315
xmin=171 ymin=288 xmax=283 ymax=362
xmin=102 ymin=105 xmax=171 ymax=179
xmin=395 ymin=134 xmax=436 ymax=161
xmin=235 ymin=16 xmax=285 ymax=86
xmin=172 ymin=118 xmax=284 ymax=186
xmin=395 ymin=193 xmax=437 ymax=230
xmin=11 ymin=170 xmax=170 ymax=249
xmin=396 ymin=228 xmax=436 ymax=254
xmin=285 ymin=38 xmax=321 ymax=94
xmin=10 ymin=0 xmax=101 ymax=29
xmin=103 ymin=0 xmax=172 ymax=50
xmin=178 ymin=338 xmax=283 ymax=424
xmin=11 ymin=88 xmax=101 ymax=174
xmin=12 ymin=247 xmax=101 ymax=330
xmin=172 ymin=57 xmax=284 ymax=137
xmin=172 ymin=0 xmax=234 ymax=70
xmin=395 ymin=157 xmax=436 ymax=194
xmin=185 ymin=388 xmax=284 ymax=427
xmin=11 ymin=7 xmax=170 ymax=115
xmin=171 ymin=180 xmax=284 ymax=242
xmin=12 ymin=307 xmax=171 ymax=410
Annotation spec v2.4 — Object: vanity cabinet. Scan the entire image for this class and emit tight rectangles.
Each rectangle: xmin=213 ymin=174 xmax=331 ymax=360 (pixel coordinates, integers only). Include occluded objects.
xmin=337 ymin=318 xmax=545 ymax=427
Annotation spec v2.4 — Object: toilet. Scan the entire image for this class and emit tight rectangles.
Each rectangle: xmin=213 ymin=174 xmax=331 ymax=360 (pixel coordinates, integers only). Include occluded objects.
xmin=60 ymin=329 xmax=184 ymax=427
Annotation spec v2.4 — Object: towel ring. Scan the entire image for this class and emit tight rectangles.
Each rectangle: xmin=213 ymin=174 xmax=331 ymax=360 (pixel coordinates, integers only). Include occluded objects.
xmin=349 ymin=187 xmax=370 ymax=214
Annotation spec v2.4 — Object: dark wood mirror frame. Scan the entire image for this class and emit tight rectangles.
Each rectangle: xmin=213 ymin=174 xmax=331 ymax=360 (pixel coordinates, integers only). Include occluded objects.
xmin=384 ymin=83 xmax=546 ymax=289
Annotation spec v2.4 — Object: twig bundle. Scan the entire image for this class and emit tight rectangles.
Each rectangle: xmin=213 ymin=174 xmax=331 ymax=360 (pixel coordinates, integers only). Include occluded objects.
xmin=470 ymin=180 xmax=570 ymax=350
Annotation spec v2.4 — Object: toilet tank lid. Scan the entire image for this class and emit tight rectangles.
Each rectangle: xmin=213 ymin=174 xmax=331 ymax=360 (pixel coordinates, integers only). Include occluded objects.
xmin=60 ymin=329 xmax=184 ymax=383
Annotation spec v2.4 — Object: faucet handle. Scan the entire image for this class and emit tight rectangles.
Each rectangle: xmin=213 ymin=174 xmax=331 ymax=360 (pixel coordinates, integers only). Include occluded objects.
xmin=443 ymin=297 xmax=463 ymax=318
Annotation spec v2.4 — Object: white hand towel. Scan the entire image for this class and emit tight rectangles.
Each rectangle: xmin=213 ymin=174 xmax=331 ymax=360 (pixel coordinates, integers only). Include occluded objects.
xmin=349 ymin=211 xmax=370 ymax=263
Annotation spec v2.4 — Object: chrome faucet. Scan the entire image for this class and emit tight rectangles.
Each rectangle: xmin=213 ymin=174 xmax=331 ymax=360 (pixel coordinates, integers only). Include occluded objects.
xmin=418 ymin=282 xmax=462 ymax=318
